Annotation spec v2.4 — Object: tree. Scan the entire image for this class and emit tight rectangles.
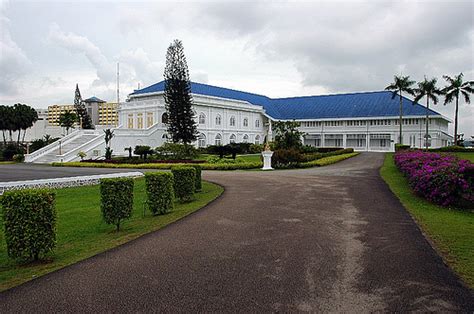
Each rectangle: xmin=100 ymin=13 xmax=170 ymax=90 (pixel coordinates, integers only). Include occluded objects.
xmin=442 ymin=73 xmax=473 ymax=146
xmin=58 ymin=110 xmax=77 ymax=135
xmin=18 ymin=104 xmax=38 ymax=144
xmin=0 ymin=105 xmax=11 ymax=144
xmin=413 ymin=77 xmax=443 ymax=150
xmin=385 ymin=75 xmax=416 ymax=144
xmin=134 ymin=145 xmax=153 ymax=160
xmin=163 ymin=39 xmax=197 ymax=147
xmin=103 ymin=129 xmax=114 ymax=159
xmin=73 ymin=84 xmax=94 ymax=129
xmin=273 ymin=121 xmax=305 ymax=150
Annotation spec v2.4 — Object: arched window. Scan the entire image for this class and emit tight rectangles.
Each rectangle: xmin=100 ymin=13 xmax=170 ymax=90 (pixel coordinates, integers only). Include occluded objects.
xmin=161 ymin=112 xmax=168 ymax=124
xmin=215 ymin=114 xmax=221 ymax=126
xmin=255 ymin=119 xmax=260 ymax=128
xmin=243 ymin=134 xmax=249 ymax=143
xmin=215 ymin=134 xmax=222 ymax=146
xmin=243 ymin=118 xmax=248 ymax=127
xmin=198 ymin=133 xmax=206 ymax=148
xmin=230 ymin=116 xmax=236 ymax=127
xmin=199 ymin=113 xmax=206 ymax=124
xmin=230 ymin=134 xmax=236 ymax=143
xmin=255 ymin=135 xmax=261 ymax=145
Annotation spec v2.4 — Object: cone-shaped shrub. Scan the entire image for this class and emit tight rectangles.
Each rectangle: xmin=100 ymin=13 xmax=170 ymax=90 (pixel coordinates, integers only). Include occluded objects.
xmin=145 ymin=172 xmax=174 ymax=215
xmin=2 ymin=189 xmax=56 ymax=261
xmin=171 ymin=166 xmax=196 ymax=202
xmin=100 ymin=177 xmax=134 ymax=231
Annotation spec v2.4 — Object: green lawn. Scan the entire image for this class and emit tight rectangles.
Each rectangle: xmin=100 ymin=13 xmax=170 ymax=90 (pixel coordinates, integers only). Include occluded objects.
xmin=0 ymin=179 xmax=223 ymax=291
xmin=380 ymin=153 xmax=474 ymax=288
xmin=453 ymin=152 xmax=474 ymax=162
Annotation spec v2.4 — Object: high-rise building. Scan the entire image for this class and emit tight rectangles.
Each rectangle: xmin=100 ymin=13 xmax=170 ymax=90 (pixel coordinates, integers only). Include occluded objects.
xmin=98 ymin=102 xmax=119 ymax=126
xmin=47 ymin=104 xmax=75 ymax=126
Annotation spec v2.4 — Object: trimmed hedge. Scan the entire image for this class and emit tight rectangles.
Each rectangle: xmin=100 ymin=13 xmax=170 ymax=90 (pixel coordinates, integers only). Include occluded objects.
xmin=395 ymin=144 xmax=411 ymax=151
xmin=1 ymin=189 xmax=56 ymax=261
xmin=100 ymin=177 xmax=134 ymax=231
xmin=299 ymin=152 xmax=359 ymax=167
xmin=53 ymin=161 xmax=263 ymax=170
xmin=145 ymin=172 xmax=174 ymax=215
xmin=171 ymin=166 xmax=196 ymax=202
xmin=430 ymin=146 xmax=474 ymax=153
xmin=190 ymin=165 xmax=202 ymax=191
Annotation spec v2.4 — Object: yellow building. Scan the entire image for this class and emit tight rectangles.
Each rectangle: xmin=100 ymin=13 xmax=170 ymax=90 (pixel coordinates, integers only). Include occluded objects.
xmin=47 ymin=101 xmax=119 ymax=127
xmin=98 ymin=102 xmax=119 ymax=126
xmin=47 ymin=104 xmax=75 ymax=126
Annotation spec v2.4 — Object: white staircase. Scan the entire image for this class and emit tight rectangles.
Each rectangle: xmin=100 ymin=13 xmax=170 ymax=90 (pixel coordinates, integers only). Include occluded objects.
xmin=25 ymin=130 xmax=104 ymax=163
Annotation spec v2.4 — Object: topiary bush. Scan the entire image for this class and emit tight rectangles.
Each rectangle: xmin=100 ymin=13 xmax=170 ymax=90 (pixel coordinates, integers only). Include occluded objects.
xmin=145 ymin=172 xmax=174 ymax=215
xmin=190 ymin=164 xmax=202 ymax=191
xmin=171 ymin=166 xmax=196 ymax=202
xmin=271 ymin=148 xmax=305 ymax=168
xmin=1 ymin=189 xmax=56 ymax=261
xmin=155 ymin=143 xmax=198 ymax=160
xmin=100 ymin=177 xmax=134 ymax=231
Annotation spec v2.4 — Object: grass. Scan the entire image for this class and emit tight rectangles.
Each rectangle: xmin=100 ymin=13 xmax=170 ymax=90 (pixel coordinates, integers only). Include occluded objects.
xmin=453 ymin=152 xmax=474 ymax=162
xmin=0 ymin=179 xmax=223 ymax=292
xmin=0 ymin=161 xmax=15 ymax=165
xmin=380 ymin=153 xmax=474 ymax=288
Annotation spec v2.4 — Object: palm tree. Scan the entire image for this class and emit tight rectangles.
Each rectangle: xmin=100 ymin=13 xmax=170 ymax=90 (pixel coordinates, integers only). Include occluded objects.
xmin=413 ymin=77 xmax=443 ymax=150
xmin=385 ymin=75 xmax=416 ymax=144
xmin=58 ymin=110 xmax=78 ymax=135
xmin=442 ymin=73 xmax=473 ymax=146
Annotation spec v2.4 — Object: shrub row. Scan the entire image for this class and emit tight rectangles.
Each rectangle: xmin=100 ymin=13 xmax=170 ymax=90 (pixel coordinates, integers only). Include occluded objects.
xmin=53 ymin=161 xmax=263 ymax=170
xmin=394 ymin=151 xmax=474 ymax=206
xmin=272 ymin=148 xmax=355 ymax=169
xmin=1 ymin=168 xmax=201 ymax=263
xmin=429 ymin=145 xmax=474 ymax=153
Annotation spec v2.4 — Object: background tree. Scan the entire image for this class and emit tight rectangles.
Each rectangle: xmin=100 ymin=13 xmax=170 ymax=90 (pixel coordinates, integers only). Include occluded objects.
xmin=0 ymin=105 xmax=11 ymax=144
xmin=13 ymin=104 xmax=38 ymax=144
xmin=385 ymin=75 xmax=416 ymax=144
xmin=273 ymin=121 xmax=305 ymax=150
xmin=58 ymin=110 xmax=78 ymax=135
xmin=103 ymin=129 xmax=114 ymax=159
xmin=442 ymin=73 xmax=473 ymax=146
xmin=163 ymin=39 xmax=197 ymax=147
xmin=73 ymin=84 xmax=94 ymax=129
xmin=413 ymin=77 xmax=443 ymax=150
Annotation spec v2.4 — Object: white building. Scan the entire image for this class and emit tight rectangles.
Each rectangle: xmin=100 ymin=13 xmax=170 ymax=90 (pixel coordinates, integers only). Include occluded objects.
xmin=25 ymin=81 xmax=452 ymax=163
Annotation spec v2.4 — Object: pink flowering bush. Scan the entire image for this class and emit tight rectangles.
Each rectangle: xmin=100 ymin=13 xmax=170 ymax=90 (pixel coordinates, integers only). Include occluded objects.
xmin=394 ymin=151 xmax=474 ymax=207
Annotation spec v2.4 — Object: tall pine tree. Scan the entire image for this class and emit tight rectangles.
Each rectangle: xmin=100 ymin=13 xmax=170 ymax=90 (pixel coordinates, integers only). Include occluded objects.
xmin=163 ymin=39 xmax=197 ymax=145
xmin=73 ymin=84 xmax=94 ymax=129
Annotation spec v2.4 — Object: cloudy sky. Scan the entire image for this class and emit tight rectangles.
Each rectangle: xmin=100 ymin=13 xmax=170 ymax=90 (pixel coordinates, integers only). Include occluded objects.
xmin=1 ymin=0 xmax=473 ymax=135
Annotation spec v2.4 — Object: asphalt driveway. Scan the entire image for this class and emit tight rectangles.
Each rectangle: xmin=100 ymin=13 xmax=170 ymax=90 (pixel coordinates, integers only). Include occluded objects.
xmin=0 ymin=153 xmax=473 ymax=312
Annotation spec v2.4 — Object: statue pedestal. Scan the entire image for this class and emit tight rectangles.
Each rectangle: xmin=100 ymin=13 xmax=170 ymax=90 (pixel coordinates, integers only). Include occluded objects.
xmin=261 ymin=151 xmax=274 ymax=170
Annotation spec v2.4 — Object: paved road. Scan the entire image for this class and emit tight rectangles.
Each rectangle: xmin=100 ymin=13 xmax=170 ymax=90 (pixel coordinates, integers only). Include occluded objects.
xmin=1 ymin=154 xmax=473 ymax=312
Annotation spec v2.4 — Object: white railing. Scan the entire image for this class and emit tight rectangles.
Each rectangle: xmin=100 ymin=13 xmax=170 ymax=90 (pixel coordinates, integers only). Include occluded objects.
xmin=24 ymin=130 xmax=81 ymax=162
xmin=56 ymin=133 xmax=105 ymax=162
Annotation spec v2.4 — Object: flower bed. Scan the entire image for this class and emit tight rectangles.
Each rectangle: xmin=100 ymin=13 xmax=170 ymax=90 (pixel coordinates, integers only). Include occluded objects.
xmin=394 ymin=151 xmax=474 ymax=206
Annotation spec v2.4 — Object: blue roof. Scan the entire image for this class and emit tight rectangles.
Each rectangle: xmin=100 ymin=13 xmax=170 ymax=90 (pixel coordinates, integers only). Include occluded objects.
xmin=130 ymin=81 xmax=442 ymax=120
xmin=84 ymin=96 xmax=106 ymax=103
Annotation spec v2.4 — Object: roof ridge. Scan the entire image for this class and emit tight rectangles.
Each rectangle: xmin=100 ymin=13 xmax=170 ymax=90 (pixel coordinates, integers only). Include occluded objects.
xmin=272 ymin=90 xmax=388 ymax=100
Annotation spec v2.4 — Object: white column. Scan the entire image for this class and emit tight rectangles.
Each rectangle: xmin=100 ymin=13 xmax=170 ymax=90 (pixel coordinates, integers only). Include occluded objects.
xmin=343 ymin=134 xmax=347 ymax=148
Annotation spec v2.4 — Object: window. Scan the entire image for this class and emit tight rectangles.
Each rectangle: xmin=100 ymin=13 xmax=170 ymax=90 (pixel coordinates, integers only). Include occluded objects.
xmin=335 ymin=139 xmax=343 ymax=146
xmin=161 ymin=112 xmax=168 ymax=124
xmin=230 ymin=134 xmax=236 ymax=143
xmin=215 ymin=134 xmax=222 ymax=146
xmin=243 ymin=118 xmax=248 ymax=127
xmin=380 ymin=139 xmax=386 ymax=147
xmin=243 ymin=134 xmax=249 ymax=143
xmin=147 ymin=112 xmax=153 ymax=128
xmin=255 ymin=119 xmax=260 ymax=128
xmin=216 ymin=114 xmax=221 ymax=126
xmin=255 ymin=135 xmax=261 ymax=145
xmin=198 ymin=133 xmax=206 ymax=148
xmin=230 ymin=116 xmax=236 ymax=126
xmin=357 ymin=139 xmax=364 ymax=147
xmin=127 ymin=114 xmax=133 ymax=129
xmin=137 ymin=113 xmax=143 ymax=129
xmin=199 ymin=113 xmax=206 ymax=124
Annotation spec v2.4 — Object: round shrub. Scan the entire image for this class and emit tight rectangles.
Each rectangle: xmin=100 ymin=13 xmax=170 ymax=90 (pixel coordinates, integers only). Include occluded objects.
xmin=145 ymin=172 xmax=174 ymax=215
xmin=271 ymin=148 xmax=305 ymax=168
xmin=171 ymin=166 xmax=196 ymax=202
xmin=100 ymin=177 xmax=134 ymax=231
xmin=1 ymin=189 xmax=56 ymax=261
